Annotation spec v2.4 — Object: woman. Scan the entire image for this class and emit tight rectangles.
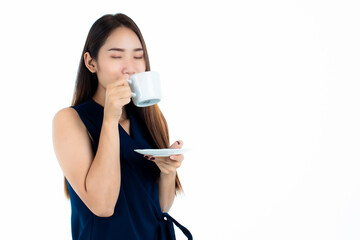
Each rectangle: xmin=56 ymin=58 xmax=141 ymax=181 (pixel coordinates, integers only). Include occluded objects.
xmin=52 ymin=13 xmax=192 ymax=240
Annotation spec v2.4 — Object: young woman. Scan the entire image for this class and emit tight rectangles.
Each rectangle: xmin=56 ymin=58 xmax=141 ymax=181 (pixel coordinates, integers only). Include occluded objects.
xmin=52 ymin=13 xmax=192 ymax=240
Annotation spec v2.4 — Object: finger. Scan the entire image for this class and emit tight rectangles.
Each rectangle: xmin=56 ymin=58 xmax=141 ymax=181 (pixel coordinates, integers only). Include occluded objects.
xmin=145 ymin=155 xmax=156 ymax=161
xmin=108 ymin=78 xmax=129 ymax=88
xmin=170 ymin=140 xmax=183 ymax=149
xmin=169 ymin=154 xmax=184 ymax=162
xmin=158 ymin=157 xmax=182 ymax=169
xmin=109 ymin=86 xmax=132 ymax=99
xmin=117 ymin=87 xmax=132 ymax=99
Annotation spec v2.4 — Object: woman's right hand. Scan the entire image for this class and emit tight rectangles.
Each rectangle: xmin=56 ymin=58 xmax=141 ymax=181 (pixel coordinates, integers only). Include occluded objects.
xmin=103 ymin=75 xmax=132 ymax=122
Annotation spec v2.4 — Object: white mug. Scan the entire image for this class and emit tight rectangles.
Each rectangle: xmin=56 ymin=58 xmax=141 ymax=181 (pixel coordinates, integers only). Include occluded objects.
xmin=127 ymin=71 xmax=161 ymax=107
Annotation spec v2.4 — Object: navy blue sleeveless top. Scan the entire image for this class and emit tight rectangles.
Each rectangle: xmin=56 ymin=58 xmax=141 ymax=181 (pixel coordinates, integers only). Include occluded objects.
xmin=67 ymin=98 xmax=192 ymax=240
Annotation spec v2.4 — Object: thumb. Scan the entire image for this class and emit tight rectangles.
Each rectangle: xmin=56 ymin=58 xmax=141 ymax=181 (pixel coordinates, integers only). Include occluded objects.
xmin=170 ymin=140 xmax=183 ymax=149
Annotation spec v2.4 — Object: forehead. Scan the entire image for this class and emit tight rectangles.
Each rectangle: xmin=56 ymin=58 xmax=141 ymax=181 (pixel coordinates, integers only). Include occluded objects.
xmin=103 ymin=27 xmax=142 ymax=49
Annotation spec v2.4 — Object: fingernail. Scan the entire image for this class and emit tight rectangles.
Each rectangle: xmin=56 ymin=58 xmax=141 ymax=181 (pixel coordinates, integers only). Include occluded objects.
xmin=170 ymin=155 xmax=175 ymax=160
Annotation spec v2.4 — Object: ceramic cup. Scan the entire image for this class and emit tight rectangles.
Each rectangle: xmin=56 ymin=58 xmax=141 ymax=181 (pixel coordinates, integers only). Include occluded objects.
xmin=127 ymin=71 xmax=161 ymax=107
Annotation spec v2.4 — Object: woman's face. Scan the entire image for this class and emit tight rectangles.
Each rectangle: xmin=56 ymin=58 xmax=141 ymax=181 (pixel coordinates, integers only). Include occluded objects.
xmin=92 ymin=27 xmax=146 ymax=88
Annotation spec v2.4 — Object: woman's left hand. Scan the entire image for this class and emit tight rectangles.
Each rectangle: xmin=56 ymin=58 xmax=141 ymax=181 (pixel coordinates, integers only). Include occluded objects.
xmin=145 ymin=140 xmax=184 ymax=175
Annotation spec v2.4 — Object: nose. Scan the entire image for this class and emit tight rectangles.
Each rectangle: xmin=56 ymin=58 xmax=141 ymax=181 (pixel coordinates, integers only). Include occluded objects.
xmin=122 ymin=59 xmax=136 ymax=76
xmin=123 ymin=69 xmax=135 ymax=76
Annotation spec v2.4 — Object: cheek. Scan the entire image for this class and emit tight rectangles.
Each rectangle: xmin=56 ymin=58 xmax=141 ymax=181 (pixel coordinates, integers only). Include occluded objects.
xmin=135 ymin=60 xmax=146 ymax=71
xmin=97 ymin=60 xmax=122 ymax=84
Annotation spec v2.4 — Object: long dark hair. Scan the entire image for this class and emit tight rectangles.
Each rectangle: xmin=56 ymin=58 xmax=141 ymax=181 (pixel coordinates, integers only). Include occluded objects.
xmin=64 ymin=13 xmax=182 ymax=199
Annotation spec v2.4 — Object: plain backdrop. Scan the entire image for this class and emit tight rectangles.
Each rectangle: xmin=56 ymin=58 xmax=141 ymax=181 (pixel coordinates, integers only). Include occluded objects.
xmin=1 ymin=0 xmax=360 ymax=239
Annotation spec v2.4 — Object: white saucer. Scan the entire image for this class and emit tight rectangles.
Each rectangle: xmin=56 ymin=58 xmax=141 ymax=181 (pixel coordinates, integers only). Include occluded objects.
xmin=134 ymin=148 xmax=190 ymax=157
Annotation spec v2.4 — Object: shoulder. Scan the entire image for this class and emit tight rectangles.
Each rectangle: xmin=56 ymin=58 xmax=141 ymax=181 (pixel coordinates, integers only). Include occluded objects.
xmin=52 ymin=107 xmax=93 ymax=166
xmin=53 ymin=107 xmax=78 ymax=123
xmin=53 ymin=107 xmax=76 ymax=119
xmin=52 ymin=107 xmax=86 ymax=133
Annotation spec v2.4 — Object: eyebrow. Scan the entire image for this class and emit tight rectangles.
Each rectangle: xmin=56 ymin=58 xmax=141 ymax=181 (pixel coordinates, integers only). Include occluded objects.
xmin=108 ymin=48 xmax=143 ymax=52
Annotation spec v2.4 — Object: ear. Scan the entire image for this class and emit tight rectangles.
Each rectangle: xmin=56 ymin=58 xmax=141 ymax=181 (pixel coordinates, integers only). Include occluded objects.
xmin=84 ymin=52 xmax=97 ymax=73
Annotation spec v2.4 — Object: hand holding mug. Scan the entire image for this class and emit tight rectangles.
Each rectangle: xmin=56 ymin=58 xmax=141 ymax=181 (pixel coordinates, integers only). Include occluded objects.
xmin=103 ymin=75 xmax=132 ymax=122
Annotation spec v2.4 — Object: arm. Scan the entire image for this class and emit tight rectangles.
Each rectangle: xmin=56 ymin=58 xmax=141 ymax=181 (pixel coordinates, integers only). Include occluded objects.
xmin=53 ymin=78 xmax=131 ymax=217
xmin=85 ymin=117 xmax=121 ymax=216
xmin=158 ymin=172 xmax=177 ymax=212
xmin=53 ymin=108 xmax=120 ymax=217
xmin=147 ymin=140 xmax=184 ymax=213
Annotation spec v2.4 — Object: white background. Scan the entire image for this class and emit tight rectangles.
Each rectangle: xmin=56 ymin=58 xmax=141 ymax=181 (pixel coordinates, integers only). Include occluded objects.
xmin=1 ymin=0 xmax=359 ymax=239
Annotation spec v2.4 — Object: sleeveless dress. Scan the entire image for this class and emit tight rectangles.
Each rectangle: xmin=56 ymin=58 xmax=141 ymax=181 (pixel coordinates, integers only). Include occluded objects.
xmin=66 ymin=98 xmax=192 ymax=240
